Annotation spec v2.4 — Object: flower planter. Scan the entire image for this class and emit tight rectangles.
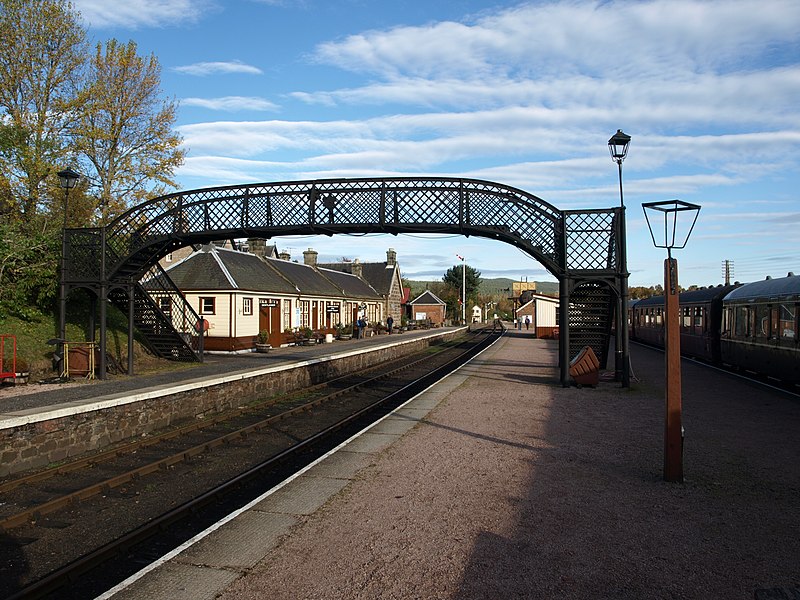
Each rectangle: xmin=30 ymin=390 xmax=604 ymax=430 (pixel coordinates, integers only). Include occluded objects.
xmin=255 ymin=343 xmax=270 ymax=353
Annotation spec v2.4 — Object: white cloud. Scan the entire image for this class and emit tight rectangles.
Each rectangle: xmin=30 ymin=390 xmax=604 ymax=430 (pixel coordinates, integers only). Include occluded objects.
xmin=73 ymin=0 xmax=214 ymax=28
xmin=182 ymin=96 xmax=280 ymax=112
xmin=173 ymin=61 xmax=263 ymax=76
xmin=313 ymin=1 xmax=800 ymax=79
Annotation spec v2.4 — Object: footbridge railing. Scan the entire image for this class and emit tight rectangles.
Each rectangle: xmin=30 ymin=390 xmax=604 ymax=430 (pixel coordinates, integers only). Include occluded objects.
xmin=61 ymin=177 xmax=627 ymax=385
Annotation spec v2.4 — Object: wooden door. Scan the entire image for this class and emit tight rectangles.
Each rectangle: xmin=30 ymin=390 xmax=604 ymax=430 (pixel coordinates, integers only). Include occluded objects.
xmin=259 ymin=299 xmax=282 ymax=347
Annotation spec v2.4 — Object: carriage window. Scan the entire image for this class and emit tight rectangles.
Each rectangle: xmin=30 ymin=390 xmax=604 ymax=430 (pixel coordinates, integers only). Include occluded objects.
xmin=779 ymin=303 xmax=795 ymax=339
xmin=694 ymin=307 xmax=703 ymax=330
xmin=722 ymin=307 xmax=731 ymax=337
xmin=681 ymin=306 xmax=692 ymax=330
xmin=755 ymin=304 xmax=769 ymax=340
xmin=734 ymin=306 xmax=750 ymax=337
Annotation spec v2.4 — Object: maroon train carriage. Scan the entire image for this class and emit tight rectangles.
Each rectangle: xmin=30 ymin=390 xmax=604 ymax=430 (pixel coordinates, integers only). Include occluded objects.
xmin=720 ymin=273 xmax=800 ymax=384
xmin=630 ymin=284 xmax=739 ymax=364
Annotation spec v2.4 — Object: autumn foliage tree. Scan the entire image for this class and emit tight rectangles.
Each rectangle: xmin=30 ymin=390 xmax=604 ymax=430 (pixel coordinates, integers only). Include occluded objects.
xmin=75 ymin=39 xmax=185 ymax=222
xmin=0 ymin=0 xmax=86 ymax=226
xmin=0 ymin=0 xmax=184 ymax=317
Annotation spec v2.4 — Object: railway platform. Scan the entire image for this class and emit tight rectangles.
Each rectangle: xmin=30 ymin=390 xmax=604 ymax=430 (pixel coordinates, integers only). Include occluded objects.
xmin=0 ymin=326 xmax=465 ymax=477
xmin=0 ymin=326 xmax=463 ymax=417
xmin=99 ymin=329 xmax=799 ymax=599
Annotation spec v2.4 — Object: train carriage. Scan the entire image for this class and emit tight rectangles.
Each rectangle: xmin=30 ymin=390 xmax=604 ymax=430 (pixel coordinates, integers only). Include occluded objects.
xmin=721 ymin=273 xmax=800 ymax=383
xmin=630 ymin=285 xmax=738 ymax=364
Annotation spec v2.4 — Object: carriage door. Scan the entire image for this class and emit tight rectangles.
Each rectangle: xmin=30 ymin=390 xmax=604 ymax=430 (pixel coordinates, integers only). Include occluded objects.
xmin=259 ymin=299 xmax=282 ymax=347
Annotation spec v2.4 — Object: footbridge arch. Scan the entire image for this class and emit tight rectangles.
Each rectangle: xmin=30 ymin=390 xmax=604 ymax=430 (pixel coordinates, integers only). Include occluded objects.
xmin=62 ymin=177 xmax=628 ymax=385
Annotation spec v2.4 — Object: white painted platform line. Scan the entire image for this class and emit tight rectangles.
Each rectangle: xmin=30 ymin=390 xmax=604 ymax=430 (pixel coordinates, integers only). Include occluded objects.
xmin=96 ymin=331 xmax=502 ymax=600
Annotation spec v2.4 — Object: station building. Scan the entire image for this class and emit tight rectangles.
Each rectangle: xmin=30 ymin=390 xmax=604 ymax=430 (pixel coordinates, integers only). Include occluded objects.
xmin=158 ymin=244 xmax=398 ymax=352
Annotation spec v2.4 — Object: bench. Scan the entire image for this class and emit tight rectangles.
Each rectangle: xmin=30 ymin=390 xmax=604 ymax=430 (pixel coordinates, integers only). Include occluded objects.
xmin=569 ymin=346 xmax=600 ymax=387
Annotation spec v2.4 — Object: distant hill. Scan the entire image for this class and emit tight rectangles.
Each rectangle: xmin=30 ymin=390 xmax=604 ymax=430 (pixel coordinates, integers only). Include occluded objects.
xmin=404 ymin=277 xmax=558 ymax=298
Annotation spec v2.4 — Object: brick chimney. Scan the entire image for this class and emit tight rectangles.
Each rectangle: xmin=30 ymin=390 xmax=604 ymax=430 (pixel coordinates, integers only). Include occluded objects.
xmin=279 ymin=250 xmax=291 ymax=261
xmin=351 ymin=258 xmax=362 ymax=278
xmin=386 ymin=248 xmax=397 ymax=266
xmin=248 ymin=238 xmax=267 ymax=258
xmin=303 ymin=248 xmax=318 ymax=267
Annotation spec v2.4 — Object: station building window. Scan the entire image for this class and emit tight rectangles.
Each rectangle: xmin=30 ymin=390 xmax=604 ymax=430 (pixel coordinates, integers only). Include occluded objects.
xmin=283 ymin=299 xmax=292 ymax=330
xmin=200 ymin=297 xmax=215 ymax=315
xmin=243 ymin=297 xmax=253 ymax=316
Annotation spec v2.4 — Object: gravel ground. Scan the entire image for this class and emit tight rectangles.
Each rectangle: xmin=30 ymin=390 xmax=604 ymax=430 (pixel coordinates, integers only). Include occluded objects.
xmin=217 ymin=330 xmax=800 ymax=600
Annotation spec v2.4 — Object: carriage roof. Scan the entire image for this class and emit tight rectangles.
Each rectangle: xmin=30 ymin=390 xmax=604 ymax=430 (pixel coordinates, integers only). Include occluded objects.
xmin=723 ymin=274 xmax=800 ymax=303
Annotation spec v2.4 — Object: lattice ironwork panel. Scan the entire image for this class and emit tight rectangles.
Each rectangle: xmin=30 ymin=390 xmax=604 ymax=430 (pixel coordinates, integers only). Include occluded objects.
xmin=395 ymin=187 xmax=460 ymax=225
xmin=245 ymin=193 xmax=272 ymax=228
xmin=317 ymin=189 xmax=383 ymax=225
xmin=568 ymin=281 xmax=614 ymax=366
xmin=565 ymin=210 xmax=617 ymax=271
xmin=268 ymin=191 xmax=313 ymax=227
xmin=64 ymin=229 xmax=102 ymax=282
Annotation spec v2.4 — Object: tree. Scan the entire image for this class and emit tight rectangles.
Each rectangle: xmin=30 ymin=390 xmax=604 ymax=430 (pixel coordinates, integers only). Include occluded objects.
xmin=442 ymin=263 xmax=482 ymax=320
xmin=0 ymin=0 xmax=86 ymax=225
xmin=75 ymin=39 xmax=185 ymax=222
xmin=443 ymin=263 xmax=481 ymax=299
xmin=0 ymin=220 xmax=60 ymax=319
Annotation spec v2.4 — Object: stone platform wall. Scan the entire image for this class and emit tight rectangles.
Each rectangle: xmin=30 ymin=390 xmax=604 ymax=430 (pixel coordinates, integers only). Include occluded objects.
xmin=1 ymin=330 xmax=460 ymax=476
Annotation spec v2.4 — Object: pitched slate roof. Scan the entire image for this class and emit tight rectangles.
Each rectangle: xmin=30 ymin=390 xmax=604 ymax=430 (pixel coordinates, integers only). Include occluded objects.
xmin=163 ymin=245 xmax=387 ymax=301
xmin=319 ymin=268 xmax=381 ymax=299
xmin=262 ymin=257 xmax=345 ymax=297
xmin=318 ymin=260 xmax=397 ymax=296
xmin=163 ymin=246 xmax=297 ymax=293
xmin=409 ymin=290 xmax=446 ymax=305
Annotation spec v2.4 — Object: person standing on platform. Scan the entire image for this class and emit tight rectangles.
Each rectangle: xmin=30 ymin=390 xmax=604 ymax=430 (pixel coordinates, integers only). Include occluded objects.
xmin=357 ymin=317 xmax=365 ymax=339
xmin=387 ymin=316 xmax=394 ymax=334
xmin=524 ymin=315 xmax=531 ymax=330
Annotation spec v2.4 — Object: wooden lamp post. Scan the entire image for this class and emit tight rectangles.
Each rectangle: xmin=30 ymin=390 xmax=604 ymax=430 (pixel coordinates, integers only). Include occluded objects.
xmin=642 ymin=199 xmax=701 ymax=483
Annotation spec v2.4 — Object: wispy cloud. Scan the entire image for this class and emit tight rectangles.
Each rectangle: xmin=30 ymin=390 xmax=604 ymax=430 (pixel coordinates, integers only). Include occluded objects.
xmin=182 ymin=96 xmax=279 ymax=112
xmin=74 ymin=0 xmax=214 ymax=28
xmin=312 ymin=0 xmax=800 ymax=79
xmin=173 ymin=60 xmax=263 ymax=76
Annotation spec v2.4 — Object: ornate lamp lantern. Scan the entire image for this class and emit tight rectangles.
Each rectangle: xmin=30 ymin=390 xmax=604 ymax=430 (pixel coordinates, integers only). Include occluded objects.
xmin=57 ymin=167 xmax=81 ymax=227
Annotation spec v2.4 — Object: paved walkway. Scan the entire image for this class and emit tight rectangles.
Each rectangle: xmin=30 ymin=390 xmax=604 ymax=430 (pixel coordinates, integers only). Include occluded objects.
xmin=104 ymin=330 xmax=800 ymax=599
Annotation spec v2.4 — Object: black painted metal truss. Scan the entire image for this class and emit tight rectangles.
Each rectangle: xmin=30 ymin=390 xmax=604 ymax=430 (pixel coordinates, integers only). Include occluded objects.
xmin=64 ymin=177 xmax=621 ymax=285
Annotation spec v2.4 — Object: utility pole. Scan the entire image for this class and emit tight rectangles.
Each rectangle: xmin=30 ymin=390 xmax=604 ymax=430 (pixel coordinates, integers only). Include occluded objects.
xmin=722 ymin=260 xmax=733 ymax=285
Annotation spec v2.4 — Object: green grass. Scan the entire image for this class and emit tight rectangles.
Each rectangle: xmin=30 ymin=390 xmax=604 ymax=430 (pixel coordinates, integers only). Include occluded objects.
xmin=0 ymin=293 xmax=161 ymax=379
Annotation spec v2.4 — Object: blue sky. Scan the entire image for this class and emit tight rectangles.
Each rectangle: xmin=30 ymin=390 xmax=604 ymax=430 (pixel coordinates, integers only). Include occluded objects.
xmin=76 ymin=0 xmax=800 ymax=287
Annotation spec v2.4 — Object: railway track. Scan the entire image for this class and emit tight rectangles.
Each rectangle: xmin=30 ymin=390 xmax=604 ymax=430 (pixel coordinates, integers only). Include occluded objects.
xmin=1 ymin=324 xmax=503 ymax=599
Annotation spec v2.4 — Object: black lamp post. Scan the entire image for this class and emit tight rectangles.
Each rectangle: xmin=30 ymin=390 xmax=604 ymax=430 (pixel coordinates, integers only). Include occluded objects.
xmin=57 ymin=168 xmax=81 ymax=376
xmin=608 ymin=129 xmax=631 ymax=387
xmin=642 ymin=199 xmax=701 ymax=482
